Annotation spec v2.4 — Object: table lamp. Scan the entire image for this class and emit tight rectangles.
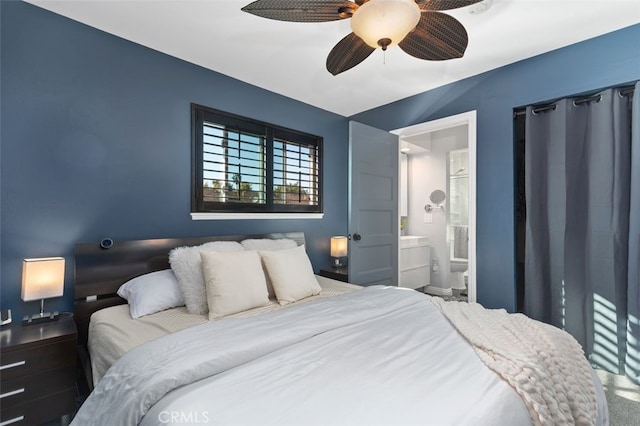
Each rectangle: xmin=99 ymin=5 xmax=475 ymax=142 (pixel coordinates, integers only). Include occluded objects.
xmin=330 ymin=236 xmax=348 ymax=268
xmin=21 ymin=257 xmax=65 ymax=324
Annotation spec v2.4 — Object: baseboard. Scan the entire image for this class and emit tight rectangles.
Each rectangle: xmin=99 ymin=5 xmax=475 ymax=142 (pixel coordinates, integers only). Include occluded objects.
xmin=423 ymin=286 xmax=453 ymax=297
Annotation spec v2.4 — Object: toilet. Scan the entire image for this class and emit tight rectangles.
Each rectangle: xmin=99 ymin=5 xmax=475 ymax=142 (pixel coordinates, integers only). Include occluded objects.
xmin=449 ymin=259 xmax=468 ymax=290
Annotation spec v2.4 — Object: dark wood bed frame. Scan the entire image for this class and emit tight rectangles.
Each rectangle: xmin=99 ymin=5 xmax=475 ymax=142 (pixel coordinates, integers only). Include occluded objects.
xmin=73 ymin=231 xmax=305 ymax=390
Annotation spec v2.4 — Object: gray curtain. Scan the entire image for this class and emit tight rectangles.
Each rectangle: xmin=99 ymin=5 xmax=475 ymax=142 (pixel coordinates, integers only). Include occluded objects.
xmin=627 ymin=81 xmax=640 ymax=384
xmin=524 ymin=85 xmax=638 ymax=383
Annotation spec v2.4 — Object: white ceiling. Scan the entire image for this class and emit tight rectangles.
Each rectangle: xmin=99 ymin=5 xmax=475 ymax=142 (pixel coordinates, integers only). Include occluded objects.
xmin=25 ymin=0 xmax=640 ymax=116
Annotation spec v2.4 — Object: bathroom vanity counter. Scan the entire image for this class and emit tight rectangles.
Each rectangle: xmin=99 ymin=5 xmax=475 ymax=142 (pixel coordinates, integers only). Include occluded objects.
xmin=400 ymin=235 xmax=429 ymax=245
xmin=400 ymin=236 xmax=431 ymax=290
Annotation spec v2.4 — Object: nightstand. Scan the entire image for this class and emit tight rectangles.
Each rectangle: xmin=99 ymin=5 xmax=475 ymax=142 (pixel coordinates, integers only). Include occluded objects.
xmin=319 ymin=266 xmax=349 ymax=283
xmin=0 ymin=313 xmax=77 ymax=425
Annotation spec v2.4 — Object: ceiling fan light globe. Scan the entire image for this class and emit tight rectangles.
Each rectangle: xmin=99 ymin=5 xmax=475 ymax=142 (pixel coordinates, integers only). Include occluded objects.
xmin=351 ymin=0 xmax=420 ymax=49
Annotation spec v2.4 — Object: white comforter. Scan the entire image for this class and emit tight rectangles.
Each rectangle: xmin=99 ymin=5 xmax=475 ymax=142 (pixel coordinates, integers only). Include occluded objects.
xmin=73 ymin=287 xmax=601 ymax=426
xmin=88 ymin=276 xmax=359 ymax=384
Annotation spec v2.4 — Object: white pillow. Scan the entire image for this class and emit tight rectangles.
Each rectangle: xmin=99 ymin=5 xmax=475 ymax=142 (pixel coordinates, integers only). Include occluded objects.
xmin=240 ymin=238 xmax=298 ymax=251
xmin=117 ymin=270 xmax=184 ymax=318
xmin=200 ymin=250 xmax=270 ymax=320
xmin=169 ymin=241 xmax=245 ymax=315
xmin=260 ymin=245 xmax=321 ymax=305
xmin=241 ymin=238 xmax=298 ymax=299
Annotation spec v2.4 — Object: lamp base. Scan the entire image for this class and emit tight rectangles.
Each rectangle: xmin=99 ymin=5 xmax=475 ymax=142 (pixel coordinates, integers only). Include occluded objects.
xmin=333 ymin=257 xmax=348 ymax=269
xmin=22 ymin=311 xmax=60 ymax=326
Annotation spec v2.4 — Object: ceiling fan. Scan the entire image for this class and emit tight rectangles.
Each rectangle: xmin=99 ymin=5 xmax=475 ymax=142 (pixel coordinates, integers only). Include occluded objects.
xmin=241 ymin=0 xmax=485 ymax=75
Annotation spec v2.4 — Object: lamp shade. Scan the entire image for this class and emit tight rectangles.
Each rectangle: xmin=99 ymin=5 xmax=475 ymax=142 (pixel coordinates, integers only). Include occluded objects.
xmin=21 ymin=257 xmax=65 ymax=302
xmin=351 ymin=0 xmax=420 ymax=49
xmin=330 ymin=236 xmax=348 ymax=257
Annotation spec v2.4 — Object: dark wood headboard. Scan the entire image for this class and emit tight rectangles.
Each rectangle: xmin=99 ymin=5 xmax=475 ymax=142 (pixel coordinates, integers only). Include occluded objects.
xmin=73 ymin=232 xmax=305 ymax=346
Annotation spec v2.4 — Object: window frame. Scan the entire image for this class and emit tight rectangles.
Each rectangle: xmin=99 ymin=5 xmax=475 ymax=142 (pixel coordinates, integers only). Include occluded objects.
xmin=191 ymin=104 xmax=323 ymax=215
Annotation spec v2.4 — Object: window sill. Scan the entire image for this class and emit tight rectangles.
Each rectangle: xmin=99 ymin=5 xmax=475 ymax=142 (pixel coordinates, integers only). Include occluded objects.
xmin=191 ymin=212 xmax=324 ymax=221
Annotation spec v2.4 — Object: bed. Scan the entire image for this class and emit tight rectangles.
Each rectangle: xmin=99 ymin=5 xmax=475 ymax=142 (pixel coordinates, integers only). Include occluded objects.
xmin=71 ymin=232 xmax=608 ymax=426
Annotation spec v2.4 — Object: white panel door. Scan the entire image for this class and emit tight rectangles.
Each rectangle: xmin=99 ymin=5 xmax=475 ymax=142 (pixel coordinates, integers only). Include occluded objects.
xmin=348 ymin=121 xmax=399 ymax=286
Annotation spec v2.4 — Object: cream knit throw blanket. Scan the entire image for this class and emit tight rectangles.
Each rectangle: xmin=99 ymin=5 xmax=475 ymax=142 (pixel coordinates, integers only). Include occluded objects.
xmin=430 ymin=298 xmax=597 ymax=426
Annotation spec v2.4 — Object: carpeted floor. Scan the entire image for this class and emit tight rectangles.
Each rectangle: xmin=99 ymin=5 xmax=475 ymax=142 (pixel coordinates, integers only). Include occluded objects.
xmin=439 ymin=291 xmax=468 ymax=303
xmin=424 ymin=288 xmax=469 ymax=303
xmin=595 ymin=369 xmax=640 ymax=425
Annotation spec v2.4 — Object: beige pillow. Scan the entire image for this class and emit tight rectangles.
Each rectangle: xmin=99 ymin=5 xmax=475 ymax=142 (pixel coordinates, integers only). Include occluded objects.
xmin=200 ymin=250 xmax=269 ymax=320
xmin=169 ymin=241 xmax=245 ymax=315
xmin=241 ymin=238 xmax=299 ymax=299
xmin=260 ymin=245 xmax=321 ymax=305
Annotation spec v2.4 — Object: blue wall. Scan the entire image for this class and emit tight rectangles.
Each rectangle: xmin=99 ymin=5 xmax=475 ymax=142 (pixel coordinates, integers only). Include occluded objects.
xmin=2 ymin=0 xmax=639 ymax=319
xmin=0 ymin=1 xmax=349 ymax=319
xmin=351 ymin=24 xmax=640 ymax=311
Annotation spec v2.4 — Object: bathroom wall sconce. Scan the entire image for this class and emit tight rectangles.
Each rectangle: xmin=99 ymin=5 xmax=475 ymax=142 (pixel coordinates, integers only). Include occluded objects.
xmin=21 ymin=257 xmax=65 ymax=325
xmin=330 ymin=236 xmax=348 ymax=268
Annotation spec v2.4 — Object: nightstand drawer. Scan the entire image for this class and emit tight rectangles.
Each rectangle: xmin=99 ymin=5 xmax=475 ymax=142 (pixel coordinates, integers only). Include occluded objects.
xmin=0 ymin=388 xmax=76 ymax=426
xmin=0 ymin=365 xmax=75 ymax=408
xmin=0 ymin=338 xmax=75 ymax=381
xmin=0 ymin=315 xmax=77 ymax=425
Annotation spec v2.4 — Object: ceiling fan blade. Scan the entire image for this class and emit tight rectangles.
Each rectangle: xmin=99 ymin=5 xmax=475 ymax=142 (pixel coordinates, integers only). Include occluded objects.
xmin=326 ymin=32 xmax=375 ymax=76
xmin=417 ymin=0 xmax=485 ymax=11
xmin=241 ymin=0 xmax=357 ymax=22
xmin=398 ymin=12 xmax=468 ymax=61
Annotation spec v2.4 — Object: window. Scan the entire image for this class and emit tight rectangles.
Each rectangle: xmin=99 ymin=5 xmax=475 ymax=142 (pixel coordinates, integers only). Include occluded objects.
xmin=192 ymin=104 xmax=323 ymax=214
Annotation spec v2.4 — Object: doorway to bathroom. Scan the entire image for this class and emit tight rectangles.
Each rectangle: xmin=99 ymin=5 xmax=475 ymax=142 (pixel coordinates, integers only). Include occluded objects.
xmin=392 ymin=111 xmax=477 ymax=303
